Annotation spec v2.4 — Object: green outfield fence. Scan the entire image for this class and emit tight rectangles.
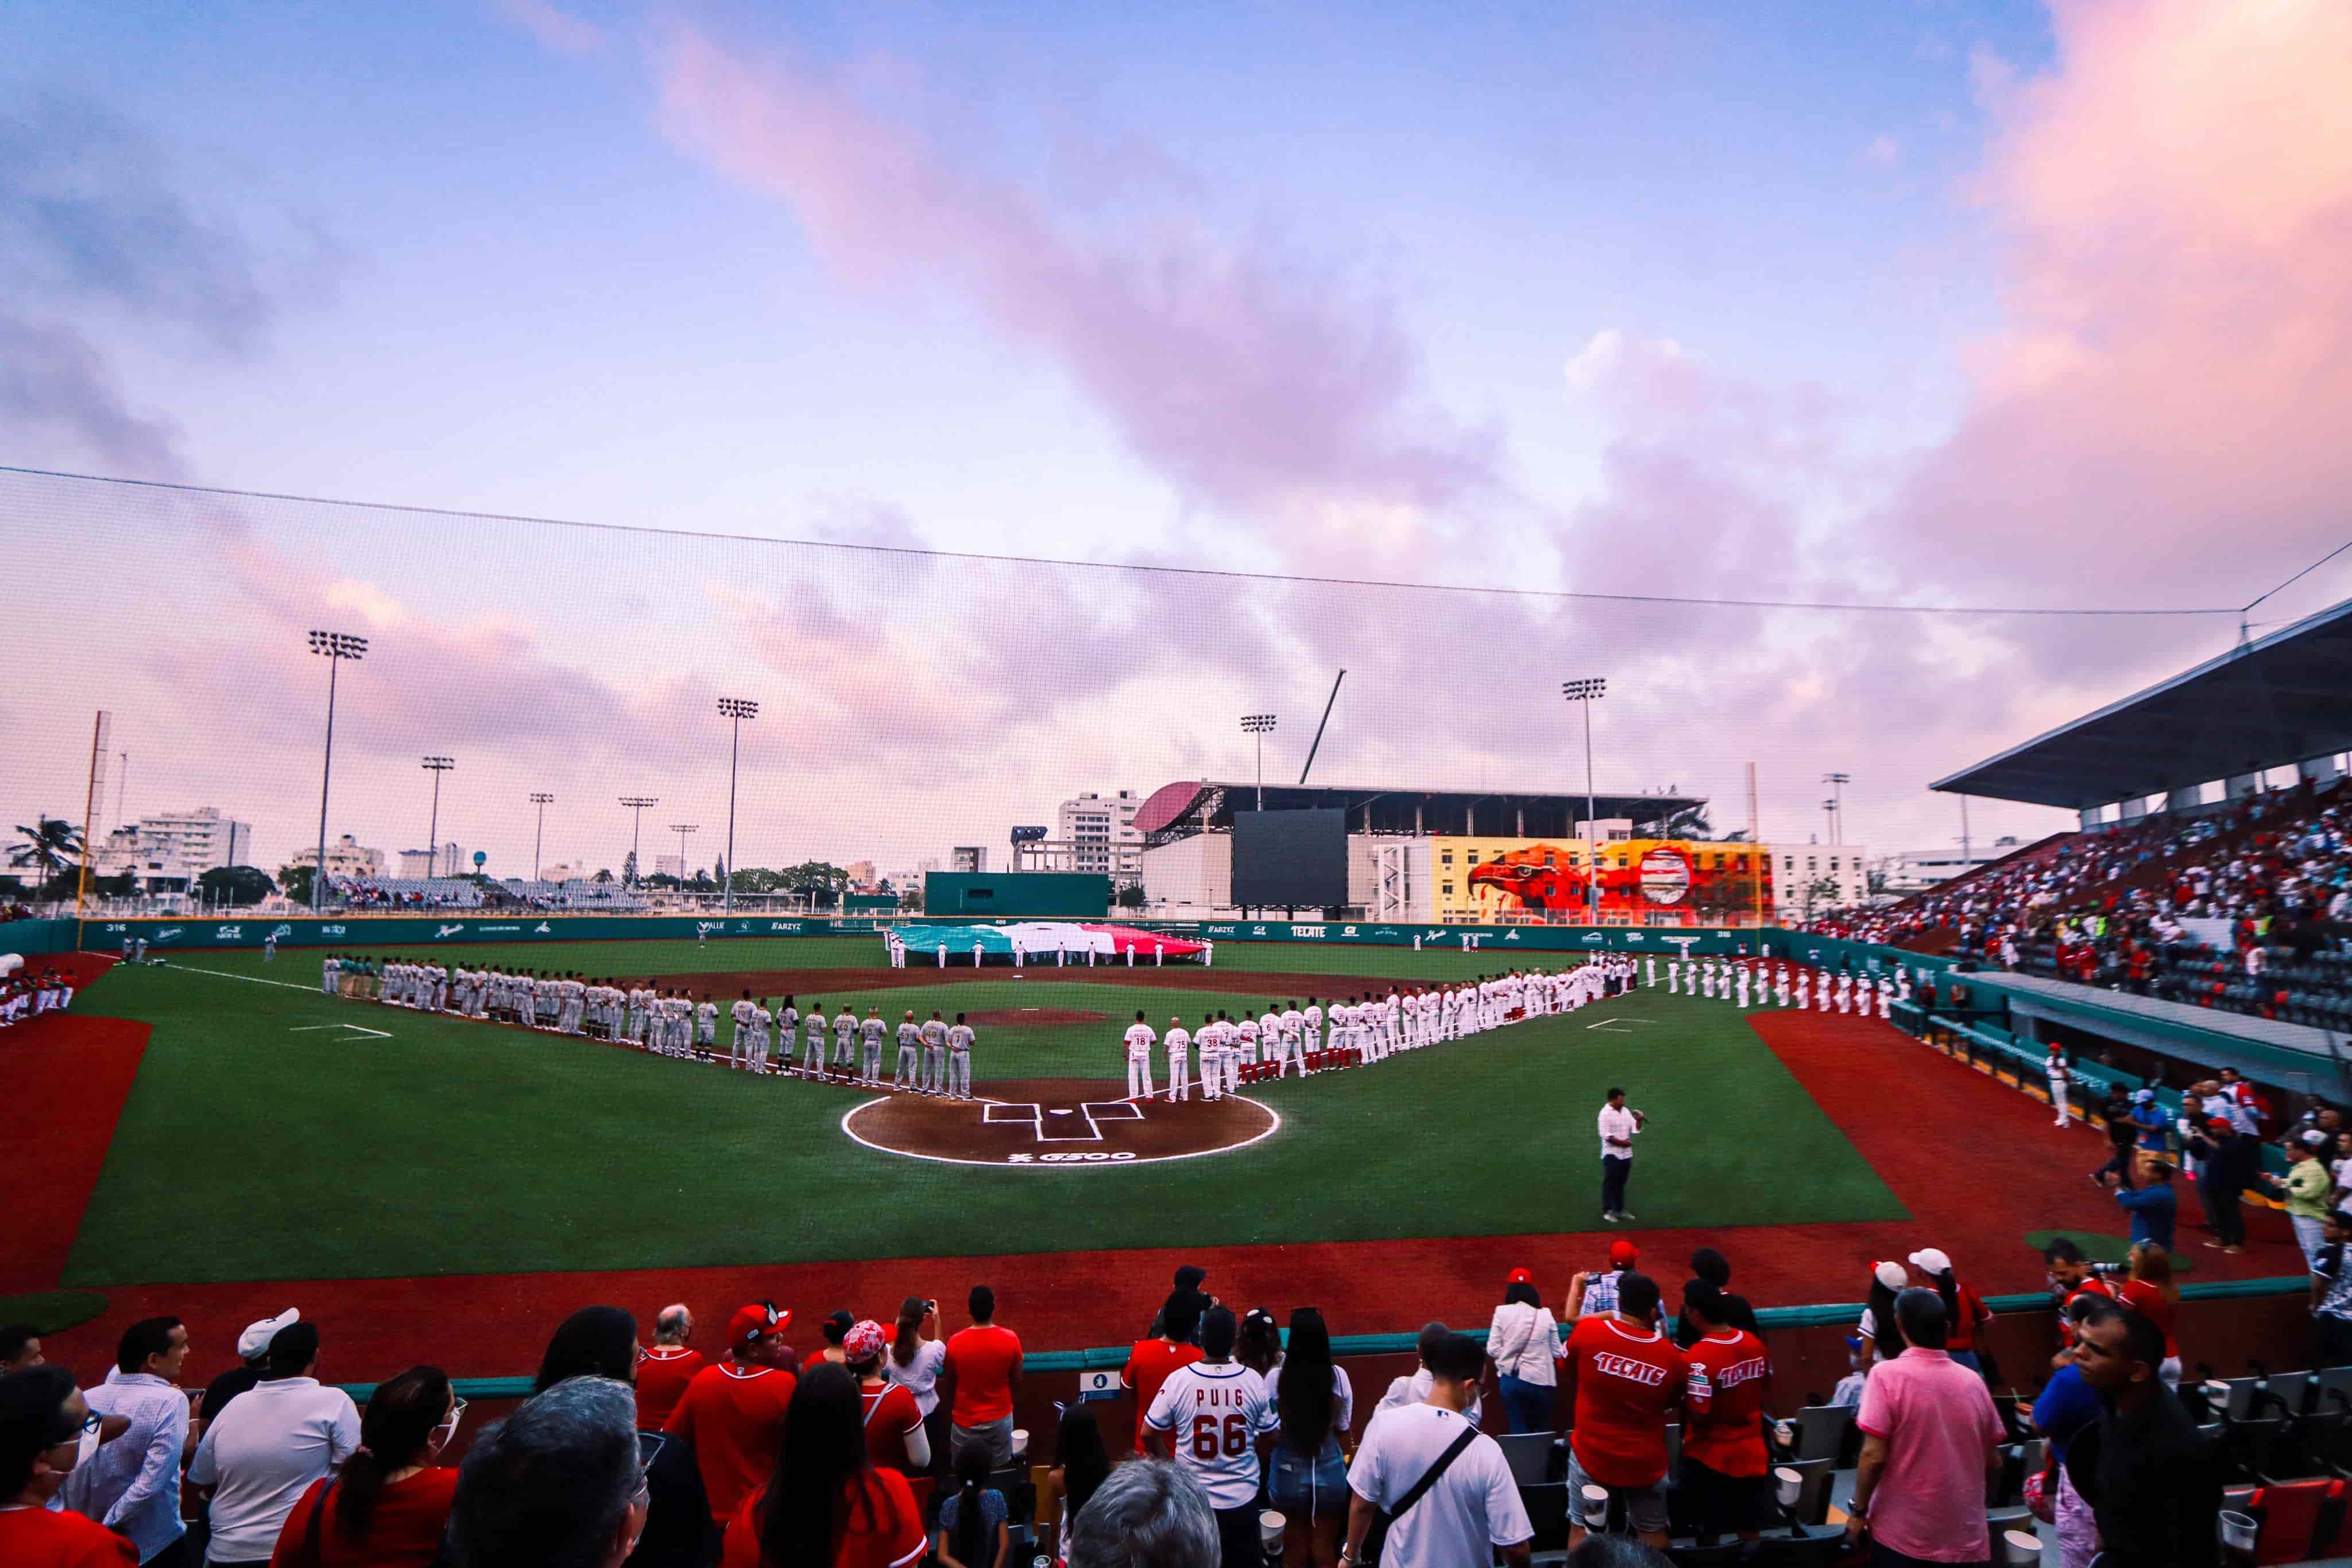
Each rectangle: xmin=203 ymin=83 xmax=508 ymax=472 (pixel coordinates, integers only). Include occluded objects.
xmin=327 ymin=1275 xmax=2307 ymax=1404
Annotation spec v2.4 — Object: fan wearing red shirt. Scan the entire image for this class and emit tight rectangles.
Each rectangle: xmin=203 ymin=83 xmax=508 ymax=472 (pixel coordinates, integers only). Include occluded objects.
xmin=2042 ymin=1240 xmax=2118 ymax=1345
xmin=843 ymin=1321 xmax=929 ymax=1473
xmin=667 ymin=1304 xmax=798 ymax=1525
xmin=1677 ymin=1286 xmax=1772 ymax=1546
xmin=943 ymin=1287 xmax=1023 ymax=1469
xmin=724 ymin=1366 xmax=926 ymax=1568
xmin=1562 ymin=1272 xmax=1685 ymax=1551
xmin=269 ymin=1366 xmax=461 ymax=1568
xmin=1119 ymin=1295 xmax=1202 ymax=1454
xmin=636 ymin=1306 xmax=707 ymax=1432
xmin=0 ymin=1367 xmax=137 ymax=1568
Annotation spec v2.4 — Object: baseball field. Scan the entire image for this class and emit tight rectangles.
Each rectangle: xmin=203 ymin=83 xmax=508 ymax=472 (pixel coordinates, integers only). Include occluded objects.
xmin=54 ymin=938 xmax=1905 ymax=1284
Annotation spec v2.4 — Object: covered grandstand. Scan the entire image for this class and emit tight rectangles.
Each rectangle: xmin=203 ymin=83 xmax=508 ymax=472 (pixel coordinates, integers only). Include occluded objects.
xmin=1133 ymin=779 xmax=1705 ymax=843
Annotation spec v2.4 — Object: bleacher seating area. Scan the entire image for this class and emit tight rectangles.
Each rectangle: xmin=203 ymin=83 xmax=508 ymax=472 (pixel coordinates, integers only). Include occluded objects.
xmin=323 ymin=877 xmax=647 ymax=912
xmin=1811 ymin=779 xmax=2352 ymax=1030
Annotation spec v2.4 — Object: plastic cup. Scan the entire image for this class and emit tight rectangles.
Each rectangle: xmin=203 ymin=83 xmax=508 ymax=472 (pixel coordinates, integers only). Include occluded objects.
xmin=1580 ymin=1484 xmax=1609 ymax=1527
xmin=1773 ymin=1467 xmax=1802 ymax=1506
xmin=1260 ymin=1511 xmax=1286 ymax=1550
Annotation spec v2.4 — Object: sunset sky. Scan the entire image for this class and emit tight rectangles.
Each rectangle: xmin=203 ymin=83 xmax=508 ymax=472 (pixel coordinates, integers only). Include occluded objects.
xmin=6 ymin=1 xmax=2350 ymax=880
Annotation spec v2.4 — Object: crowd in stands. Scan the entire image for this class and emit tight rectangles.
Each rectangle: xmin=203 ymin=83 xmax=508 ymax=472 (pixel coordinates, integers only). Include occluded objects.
xmin=325 ymin=878 xmax=485 ymax=911
xmin=1808 ymin=779 xmax=2352 ymax=1030
xmin=25 ymin=1210 xmax=2352 ymax=1568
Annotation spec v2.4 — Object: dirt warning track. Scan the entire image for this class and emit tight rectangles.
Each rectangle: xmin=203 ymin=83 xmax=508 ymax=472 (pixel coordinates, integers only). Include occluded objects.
xmin=842 ymin=1077 xmax=1279 ymax=1167
xmin=648 ymin=967 xmax=1414 ymax=1000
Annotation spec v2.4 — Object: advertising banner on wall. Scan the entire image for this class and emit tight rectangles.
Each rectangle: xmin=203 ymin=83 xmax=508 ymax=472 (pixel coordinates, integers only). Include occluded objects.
xmin=1435 ymin=837 xmax=1773 ymax=927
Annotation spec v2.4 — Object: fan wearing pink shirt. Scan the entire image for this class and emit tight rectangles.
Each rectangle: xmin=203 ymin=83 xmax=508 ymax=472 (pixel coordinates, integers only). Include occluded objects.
xmin=1846 ymin=1289 xmax=2006 ymax=1566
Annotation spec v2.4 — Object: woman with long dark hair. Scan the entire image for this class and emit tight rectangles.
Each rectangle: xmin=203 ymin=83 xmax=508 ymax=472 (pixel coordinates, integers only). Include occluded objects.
xmin=2119 ymin=1242 xmax=2182 ymax=1387
xmin=1263 ymin=1308 xmax=1351 ymax=1568
xmin=266 ymin=1367 xmax=458 ymax=1568
xmin=933 ymin=1441 xmax=1008 ymax=1568
xmin=721 ymin=1365 xmax=924 ymax=1568
xmin=1236 ymin=1308 xmax=1283 ymax=1378
xmin=1906 ymin=1248 xmax=1993 ymax=1375
xmin=1858 ymin=1261 xmax=1908 ymax=1362
xmin=1048 ymin=1406 xmax=1111 ymax=1566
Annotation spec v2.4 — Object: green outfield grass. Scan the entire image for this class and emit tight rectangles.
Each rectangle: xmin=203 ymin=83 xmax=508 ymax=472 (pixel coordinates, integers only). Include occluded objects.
xmin=62 ymin=944 xmax=1905 ymax=1284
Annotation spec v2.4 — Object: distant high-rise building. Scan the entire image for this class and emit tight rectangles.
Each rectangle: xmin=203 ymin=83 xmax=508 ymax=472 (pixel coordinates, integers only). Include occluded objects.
xmin=93 ymin=806 xmax=256 ymax=879
xmin=951 ymin=846 xmax=988 ymax=873
xmin=1057 ymin=791 xmax=1142 ymax=877
xmin=396 ymin=843 xmax=470 ymax=878
xmin=286 ymin=835 xmax=386 ymax=880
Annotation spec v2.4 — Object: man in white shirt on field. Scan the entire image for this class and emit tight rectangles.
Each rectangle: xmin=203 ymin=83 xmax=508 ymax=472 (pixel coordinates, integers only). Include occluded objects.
xmin=1165 ymin=1017 xmax=1193 ymax=1101
xmin=1144 ymin=1307 xmax=1278 ymax=1568
xmin=1348 ymin=1329 xmax=1531 ymax=1568
xmin=1598 ymin=1087 xmax=1644 ymax=1224
xmin=186 ymin=1321 xmax=360 ymax=1568
xmin=1124 ymin=1011 xmax=1158 ymax=1099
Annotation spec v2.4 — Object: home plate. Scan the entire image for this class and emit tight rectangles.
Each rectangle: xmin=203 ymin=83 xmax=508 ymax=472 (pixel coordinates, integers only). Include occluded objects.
xmin=1049 ymin=1108 xmax=1072 ymax=1116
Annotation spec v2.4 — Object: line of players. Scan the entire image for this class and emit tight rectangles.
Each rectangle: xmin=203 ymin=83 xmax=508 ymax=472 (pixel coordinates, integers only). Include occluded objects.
xmin=1663 ymin=955 xmax=1906 ymax=1019
xmin=721 ymin=997 xmax=982 ymax=1101
xmin=1117 ymin=953 xmax=1640 ymax=1101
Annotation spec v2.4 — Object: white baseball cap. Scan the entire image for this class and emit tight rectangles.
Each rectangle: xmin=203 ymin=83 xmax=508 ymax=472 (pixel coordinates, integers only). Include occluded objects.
xmin=1908 ymin=1248 xmax=1952 ymax=1276
xmin=238 ymin=1308 xmax=300 ymax=1360
xmin=1873 ymin=1261 xmax=1908 ymax=1291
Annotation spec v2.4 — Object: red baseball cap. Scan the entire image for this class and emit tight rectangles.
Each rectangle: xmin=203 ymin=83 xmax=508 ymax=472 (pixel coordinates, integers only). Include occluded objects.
xmin=2205 ymin=1118 xmax=2233 ymax=1134
xmin=1506 ymin=1268 xmax=1534 ymax=1286
xmin=1608 ymin=1240 xmax=1641 ymax=1267
xmin=729 ymin=1303 xmax=790 ymax=1346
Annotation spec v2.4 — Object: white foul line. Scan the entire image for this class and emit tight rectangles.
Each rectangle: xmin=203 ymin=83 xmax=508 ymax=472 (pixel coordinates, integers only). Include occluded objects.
xmin=168 ymin=963 xmax=336 ymax=994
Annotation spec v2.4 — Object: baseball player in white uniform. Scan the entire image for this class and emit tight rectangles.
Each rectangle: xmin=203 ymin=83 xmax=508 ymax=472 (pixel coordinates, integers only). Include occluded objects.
xmin=1124 ymin=1011 xmax=1158 ymax=1099
xmin=1165 ymin=1017 xmax=1192 ymax=1101
xmin=894 ymin=1011 xmax=923 ymax=1090
xmin=946 ymin=1013 xmax=976 ymax=1099
xmin=2046 ymin=1048 xmax=2072 ymax=1126
xmin=1279 ymin=1002 xmax=1306 ymax=1073
xmin=695 ymin=994 xmax=718 ymax=1050
xmin=921 ymin=1012 xmax=948 ymax=1094
xmin=835 ymin=1007 xmax=859 ymax=1073
xmin=1197 ymin=1013 xmax=1225 ymax=1101
xmin=860 ymin=1008 xmax=887 ymax=1085
xmin=749 ymin=1001 xmax=773 ymax=1071
xmin=805 ymin=1006 xmax=830 ymax=1077
xmin=1303 ymin=999 xmax=1325 ymax=1055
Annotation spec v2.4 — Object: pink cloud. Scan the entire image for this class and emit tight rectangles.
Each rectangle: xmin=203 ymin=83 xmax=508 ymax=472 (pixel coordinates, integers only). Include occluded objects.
xmin=495 ymin=0 xmax=604 ymax=56
xmin=654 ymin=29 xmax=1498 ymax=571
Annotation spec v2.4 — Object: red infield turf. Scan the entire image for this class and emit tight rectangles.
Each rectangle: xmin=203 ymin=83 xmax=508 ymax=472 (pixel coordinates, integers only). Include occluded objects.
xmin=17 ymin=996 xmax=2295 ymax=1380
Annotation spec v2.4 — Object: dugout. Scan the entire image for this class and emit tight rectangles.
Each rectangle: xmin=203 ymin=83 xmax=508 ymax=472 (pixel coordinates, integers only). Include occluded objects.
xmin=924 ymin=871 xmax=1110 ymax=919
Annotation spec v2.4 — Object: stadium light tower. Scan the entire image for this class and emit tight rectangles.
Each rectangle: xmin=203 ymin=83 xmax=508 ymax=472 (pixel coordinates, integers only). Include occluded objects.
xmin=529 ymin=792 xmax=555 ymax=881
xmin=1822 ymin=772 xmax=1851 ymax=845
xmin=1822 ymin=797 xmax=1840 ymax=845
xmin=1562 ymin=677 xmax=1607 ymax=926
xmin=421 ymin=757 xmax=455 ymax=877
xmin=717 ymin=697 xmax=759 ymax=914
xmin=307 ymin=630 xmax=368 ymax=912
xmin=670 ymin=823 xmax=699 ymax=889
xmin=618 ymin=796 xmax=657 ymax=885
xmin=1240 ymin=714 xmax=1277 ymax=810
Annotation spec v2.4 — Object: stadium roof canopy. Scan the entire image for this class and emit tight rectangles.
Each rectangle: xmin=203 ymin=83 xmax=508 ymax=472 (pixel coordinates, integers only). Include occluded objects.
xmin=1930 ymin=595 xmax=2352 ymax=811
xmin=1135 ymin=780 xmax=1708 ymax=844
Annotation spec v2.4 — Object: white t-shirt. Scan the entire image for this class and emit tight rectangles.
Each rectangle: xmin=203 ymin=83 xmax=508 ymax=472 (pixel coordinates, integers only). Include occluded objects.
xmin=1144 ymin=1361 xmax=1276 ymax=1509
xmin=1597 ymin=1104 xmax=1639 ymax=1159
xmin=1263 ymin=1363 xmax=1355 ymax=1441
xmin=1348 ymin=1403 xmax=1531 ymax=1568
xmin=1378 ymin=1369 xmax=1483 ymax=1431
xmin=884 ymin=1338 xmax=950 ymax=1416
xmin=185 ymin=1376 xmax=361 ymax=1562
xmin=1125 ymin=1023 xmax=1157 ymax=1058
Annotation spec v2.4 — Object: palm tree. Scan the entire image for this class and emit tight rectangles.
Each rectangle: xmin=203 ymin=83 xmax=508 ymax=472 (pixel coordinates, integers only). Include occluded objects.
xmin=10 ymin=818 xmax=84 ymax=880
xmin=1659 ymin=804 xmax=1713 ymax=840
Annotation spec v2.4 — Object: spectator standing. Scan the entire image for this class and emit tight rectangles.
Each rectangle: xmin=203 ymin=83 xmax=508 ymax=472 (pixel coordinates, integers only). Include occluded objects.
xmin=1676 ymin=1285 xmax=1771 ymax=1547
xmin=1844 ymin=1290 xmax=2005 ymax=1567
xmin=1561 ymin=1273 xmax=1684 ymax=1551
xmin=2191 ymin=1119 xmax=2252 ymax=1253
xmin=264 ymin=1367 xmax=458 ymax=1568
xmin=2127 ymin=1090 xmax=2168 ymax=1157
xmin=0 ymin=1325 xmax=42 ymax=1372
xmin=0 ymin=1365 xmax=137 ymax=1568
xmin=2262 ymin=1132 xmax=2336 ymax=1264
xmin=1858 ymin=1262 xmax=1909 ymax=1364
xmin=846 ymin=1322 xmax=928 ymax=1474
xmin=1828 ymin=1338 xmax=1868 ymax=1409
xmin=1905 ymin=1250 xmax=1991 ymax=1377
xmin=2113 ymin=1156 xmax=2178 ymax=1256
xmin=718 ymin=1365 xmax=924 ymax=1568
xmin=1047 ymin=1407 xmax=1111 ymax=1567
xmin=66 ymin=1317 xmax=193 ymax=1567
xmin=187 ymin=1322 xmax=361 ymax=1568
xmin=1343 ymin=1331 xmax=1531 ymax=1568
xmin=1596 ymin=1087 xmax=1644 ymax=1222
xmin=1121 ymin=1295 xmax=1203 ymax=1455
xmin=448 ymin=1376 xmax=648 ymax=1568
xmin=1064 ymin=1460 xmax=1219 ymax=1568
xmin=2028 ymin=1361 xmax=2103 ymax=1568
xmin=1236 ymin=1310 xmax=1283 ymax=1379
xmin=2115 ymin=1245 xmax=2182 ymax=1389
xmin=635 ymin=1306 xmax=704 ymax=1433
xmin=1670 ymin=1250 xmax=1759 ymax=1349
xmin=1376 ymin=1326 xmax=1484 ymax=1431
xmin=534 ymin=1306 xmax=717 ymax=1568
xmin=817 ymin=1311 xmax=854 ymax=1368
xmin=1483 ymin=1272 xmax=1561 ymax=1434
xmin=1566 ymin=1240 xmax=1641 ymax=1322
xmin=944 ymin=1287 xmax=1023 ymax=1470
xmin=934 ymin=1445 xmax=1008 ymax=1568
xmin=2063 ymin=1303 xmax=2222 ymax=1568
xmin=664 ymin=1304 xmax=797 ymax=1528
xmin=200 ymin=1313 xmax=299 ymax=1440
xmin=884 ymin=1298 xmax=948 ymax=1478
xmin=2091 ymin=1087 xmax=2139 ymax=1186
xmin=1264 ymin=1308 xmax=1352 ymax=1568
xmin=1143 ymin=1307 xmax=1274 ymax=1568
xmin=2310 ymin=1209 xmax=2352 ymax=1368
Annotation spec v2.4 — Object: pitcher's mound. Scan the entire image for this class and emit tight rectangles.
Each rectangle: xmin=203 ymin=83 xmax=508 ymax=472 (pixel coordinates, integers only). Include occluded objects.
xmin=966 ymin=1007 xmax=1107 ymax=1027
xmin=844 ymin=1079 xmax=1278 ymax=1167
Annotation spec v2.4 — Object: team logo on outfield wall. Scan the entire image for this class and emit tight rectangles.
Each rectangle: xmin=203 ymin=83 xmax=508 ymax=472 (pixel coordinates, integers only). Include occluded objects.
xmin=1639 ymin=847 xmax=1693 ymax=905
xmin=1289 ymin=924 xmax=1328 ymax=938
xmin=214 ymin=925 xmax=242 ymax=939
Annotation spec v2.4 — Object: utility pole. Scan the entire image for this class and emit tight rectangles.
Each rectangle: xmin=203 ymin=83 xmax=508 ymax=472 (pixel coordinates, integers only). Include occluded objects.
xmin=671 ymin=824 xmax=699 ymax=891
xmin=529 ymin=792 xmax=555 ymax=881
xmin=619 ymin=797 xmax=657 ymax=885
xmin=421 ymin=757 xmax=455 ymax=877
xmin=1822 ymin=772 xmax=1850 ymax=846
xmin=1562 ymin=678 xmax=1607 ymax=926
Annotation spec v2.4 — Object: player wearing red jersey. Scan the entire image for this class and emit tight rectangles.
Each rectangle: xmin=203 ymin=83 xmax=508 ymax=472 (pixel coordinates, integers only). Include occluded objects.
xmin=1561 ymin=1273 xmax=1684 ymax=1550
xmin=636 ymin=1304 xmax=706 ymax=1431
xmin=1678 ymin=1285 xmax=1773 ymax=1544
xmin=666 ymin=1304 xmax=798 ymax=1525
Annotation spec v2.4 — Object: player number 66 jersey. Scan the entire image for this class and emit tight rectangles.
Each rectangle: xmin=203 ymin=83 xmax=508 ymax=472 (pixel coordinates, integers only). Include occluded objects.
xmin=1143 ymin=1362 xmax=1275 ymax=1509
